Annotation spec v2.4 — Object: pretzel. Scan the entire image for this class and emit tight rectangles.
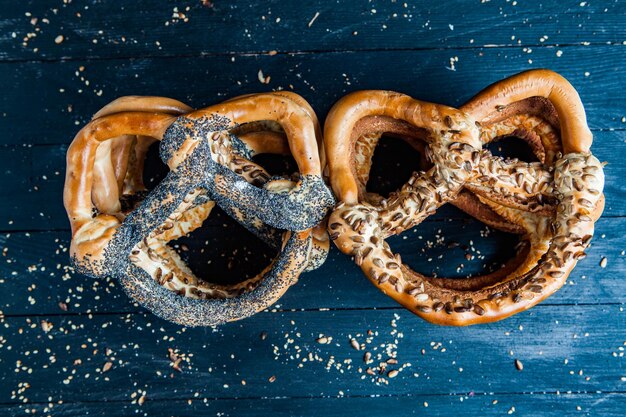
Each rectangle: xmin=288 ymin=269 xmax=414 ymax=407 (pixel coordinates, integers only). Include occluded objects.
xmin=325 ymin=69 xmax=605 ymax=325
xmin=102 ymin=93 xmax=331 ymax=270
xmin=64 ymin=93 xmax=334 ymax=326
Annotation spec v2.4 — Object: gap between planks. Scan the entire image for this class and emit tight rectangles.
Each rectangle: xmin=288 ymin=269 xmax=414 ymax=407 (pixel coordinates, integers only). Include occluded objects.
xmin=0 ymin=390 xmax=625 ymax=407
xmin=0 ymin=43 xmax=624 ymax=65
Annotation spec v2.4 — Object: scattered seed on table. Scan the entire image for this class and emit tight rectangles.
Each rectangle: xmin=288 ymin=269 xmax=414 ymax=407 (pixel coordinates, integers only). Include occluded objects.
xmin=257 ymin=69 xmax=270 ymax=84
xmin=41 ymin=320 xmax=52 ymax=332
xmin=350 ymin=338 xmax=360 ymax=350
xmin=308 ymin=11 xmax=320 ymax=28
xmin=600 ymin=257 xmax=607 ymax=268
xmin=515 ymin=359 xmax=524 ymax=371
xmin=388 ymin=370 xmax=399 ymax=378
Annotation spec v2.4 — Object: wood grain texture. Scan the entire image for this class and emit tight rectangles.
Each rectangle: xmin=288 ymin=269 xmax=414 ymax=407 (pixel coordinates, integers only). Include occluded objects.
xmin=1 ymin=1 xmax=625 ymax=416
xmin=1 ymin=306 xmax=624 ymax=403
xmin=5 ymin=393 xmax=626 ymax=417
xmin=2 ymin=0 xmax=625 ymax=60
xmin=1 ymin=45 xmax=625 ymax=147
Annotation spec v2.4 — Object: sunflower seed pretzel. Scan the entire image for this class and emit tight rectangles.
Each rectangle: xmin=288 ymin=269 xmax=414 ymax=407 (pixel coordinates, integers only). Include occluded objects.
xmin=64 ymin=93 xmax=334 ymax=326
xmin=325 ymin=70 xmax=605 ymax=325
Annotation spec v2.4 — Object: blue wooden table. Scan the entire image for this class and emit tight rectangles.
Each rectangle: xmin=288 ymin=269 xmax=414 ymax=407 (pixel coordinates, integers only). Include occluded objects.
xmin=1 ymin=1 xmax=625 ymax=416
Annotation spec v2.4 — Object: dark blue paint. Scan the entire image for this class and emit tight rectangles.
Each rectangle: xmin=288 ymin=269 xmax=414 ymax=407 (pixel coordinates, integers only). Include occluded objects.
xmin=0 ymin=1 xmax=624 ymax=416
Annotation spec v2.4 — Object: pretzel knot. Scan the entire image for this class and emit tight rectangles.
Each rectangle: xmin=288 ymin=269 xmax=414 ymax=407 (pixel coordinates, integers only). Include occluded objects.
xmin=64 ymin=93 xmax=334 ymax=326
xmin=325 ymin=70 xmax=605 ymax=325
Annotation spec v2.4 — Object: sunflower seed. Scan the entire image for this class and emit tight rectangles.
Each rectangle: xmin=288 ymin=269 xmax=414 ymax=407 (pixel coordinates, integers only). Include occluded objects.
xmin=350 ymin=338 xmax=360 ymax=351
xmin=473 ymin=304 xmax=486 ymax=315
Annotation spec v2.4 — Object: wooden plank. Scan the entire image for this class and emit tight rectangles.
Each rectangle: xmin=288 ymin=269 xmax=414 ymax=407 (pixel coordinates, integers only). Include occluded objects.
xmin=0 ymin=215 xmax=622 ymax=316
xmin=2 ymin=1 xmax=625 ymax=60
xmin=3 ymin=393 xmax=626 ymax=417
xmin=0 ymin=45 xmax=625 ymax=148
xmin=1 ymin=127 xmax=623 ymax=233
xmin=0 ymin=305 xmax=624 ymax=403
xmin=0 ymin=144 xmax=67 ymax=231
xmin=2 ymin=1 xmax=624 ymax=415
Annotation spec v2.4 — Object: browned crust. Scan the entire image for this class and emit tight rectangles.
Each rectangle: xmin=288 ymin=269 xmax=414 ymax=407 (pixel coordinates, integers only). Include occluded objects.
xmin=183 ymin=94 xmax=322 ymax=175
xmin=324 ymin=69 xmax=605 ymax=326
xmin=461 ymin=69 xmax=592 ymax=153
xmin=344 ymin=114 xmax=528 ymax=233
xmin=65 ymin=111 xmax=178 ymax=235
xmin=325 ymin=90 xmax=480 ymax=205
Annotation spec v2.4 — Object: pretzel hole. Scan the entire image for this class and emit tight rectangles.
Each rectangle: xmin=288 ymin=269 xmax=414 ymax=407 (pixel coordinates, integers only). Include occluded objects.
xmin=386 ymin=207 xmax=526 ymax=286
xmin=117 ymin=140 xmax=279 ymax=298
xmin=478 ymin=97 xmax=562 ymax=163
xmin=364 ymin=134 xmax=427 ymax=199
xmin=169 ymin=206 xmax=276 ymax=286
xmin=351 ymin=116 xmax=430 ymax=202
xmin=485 ymin=136 xmax=541 ymax=163
xmin=131 ymin=190 xmax=279 ymax=299
xmin=251 ymin=153 xmax=298 ymax=180
xmin=230 ymin=121 xmax=302 ymax=186
xmin=142 ymin=143 xmax=169 ymax=190
xmin=106 ymin=139 xmax=166 ymax=214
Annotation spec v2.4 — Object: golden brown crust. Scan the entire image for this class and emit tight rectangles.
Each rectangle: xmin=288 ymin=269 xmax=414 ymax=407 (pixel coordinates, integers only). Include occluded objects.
xmin=65 ymin=111 xmax=178 ymax=235
xmin=325 ymin=69 xmax=605 ymax=326
xmin=92 ymin=95 xmax=193 ymax=119
xmin=325 ymin=90 xmax=480 ymax=205
xmin=89 ymin=97 xmax=194 ymax=216
xmin=461 ymin=69 xmax=592 ymax=153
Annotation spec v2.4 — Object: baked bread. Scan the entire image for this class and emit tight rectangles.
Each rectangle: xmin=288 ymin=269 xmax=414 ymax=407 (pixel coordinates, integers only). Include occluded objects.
xmin=64 ymin=93 xmax=334 ymax=326
xmin=324 ymin=69 xmax=605 ymax=325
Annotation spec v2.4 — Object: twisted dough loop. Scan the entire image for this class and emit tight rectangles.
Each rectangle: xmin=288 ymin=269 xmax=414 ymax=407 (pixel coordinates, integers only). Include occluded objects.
xmin=461 ymin=69 xmax=592 ymax=153
xmin=64 ymin=93 xmax=333 ymax=326
xmin=325 ymin=69 xmax=605 ymax=325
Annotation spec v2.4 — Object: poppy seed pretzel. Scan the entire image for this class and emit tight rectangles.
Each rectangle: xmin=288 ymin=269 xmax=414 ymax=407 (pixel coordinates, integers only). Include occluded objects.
xmin=64 ymin=93 xmax=334 ymax=326
xmin=101 ymin=128 xmax=275 ymax=301
xmin=325 ymin=70 xmax=604 ymax=325
xmin=104 ymin=93 xmax=331 ymax=271
xmin=222 ymin=91 xmax=331 ymax=270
